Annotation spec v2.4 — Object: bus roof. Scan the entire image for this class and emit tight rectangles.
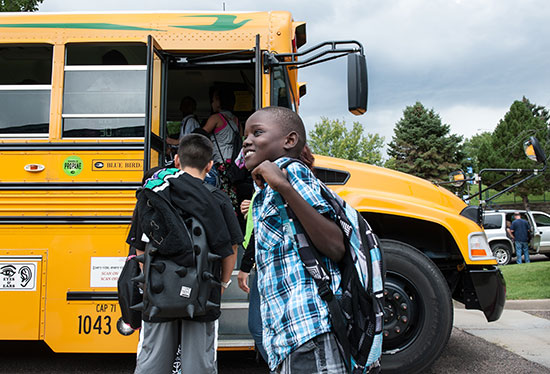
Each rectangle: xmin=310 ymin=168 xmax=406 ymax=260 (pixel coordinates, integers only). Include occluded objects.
xmin=0 ymin=11 xmax=300 ymax=52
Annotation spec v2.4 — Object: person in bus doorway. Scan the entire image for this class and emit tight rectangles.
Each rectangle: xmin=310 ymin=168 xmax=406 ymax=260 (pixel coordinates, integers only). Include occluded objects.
xmin=202 ymin=86 xmax=241 ymax=211
xmin=166 ymin=96 xmax=201 ymax=158
xmin=242 ymin=106 xmax=352 ymax=373
xmin=509 ymin=211 xmax=532 ymax=264
xmin=128 ymin=134 xmax=242 ymax=374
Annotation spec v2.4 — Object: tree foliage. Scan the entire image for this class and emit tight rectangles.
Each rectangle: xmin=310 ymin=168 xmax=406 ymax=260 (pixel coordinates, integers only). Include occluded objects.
xmin=386 ymin=102 xmax=464 ymax=181
xmin=523 ymin=96 xmax=550 ymax=125
xmin=477 ymin=99 xmax=549 ymax=208
xmin=0 ymin=0 xmax=43 ymax=12
xmin=463 ymin=131 xmax=492 ymax=173
xmin=308 ymin=118 xmax=385 ymax=166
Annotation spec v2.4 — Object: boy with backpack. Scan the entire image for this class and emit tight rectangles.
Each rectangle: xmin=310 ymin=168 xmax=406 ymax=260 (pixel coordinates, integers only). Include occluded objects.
xmin=242 ymin=107 xmax=383 ymax=373
xmin=128 ymin=134 xmax=242 ymax=374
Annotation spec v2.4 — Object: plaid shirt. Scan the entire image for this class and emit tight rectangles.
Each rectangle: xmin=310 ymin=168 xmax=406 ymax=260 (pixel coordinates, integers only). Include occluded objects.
xmin=252 ymin=157 xmax=341 ymax=370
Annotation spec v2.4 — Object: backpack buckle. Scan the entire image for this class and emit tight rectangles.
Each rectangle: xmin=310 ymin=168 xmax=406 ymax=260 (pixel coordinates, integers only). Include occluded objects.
xmin=317 ymin=281 xmax=333 ymax=301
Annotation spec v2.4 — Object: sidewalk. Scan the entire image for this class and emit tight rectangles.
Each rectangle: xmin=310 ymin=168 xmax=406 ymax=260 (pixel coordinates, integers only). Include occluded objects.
xmin=454 ymin=300 xmax=550 ymax=369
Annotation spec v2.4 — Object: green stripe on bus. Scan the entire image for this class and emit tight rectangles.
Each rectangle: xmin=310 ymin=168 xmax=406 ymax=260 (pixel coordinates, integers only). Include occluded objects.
xmin=0 ymin=23 xmax=160 ymax=31
xmin=172 ymin=15 xmax=251 ymax=31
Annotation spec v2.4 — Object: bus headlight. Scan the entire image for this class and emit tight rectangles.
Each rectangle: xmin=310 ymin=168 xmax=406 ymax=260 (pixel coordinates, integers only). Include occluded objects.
xmin=468 ymin=232 xmax=494 ymax=261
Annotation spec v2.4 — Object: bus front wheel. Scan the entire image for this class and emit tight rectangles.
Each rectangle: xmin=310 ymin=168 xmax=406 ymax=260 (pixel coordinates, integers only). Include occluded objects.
xmin=380 ymin=239 xmax=453 ymax=374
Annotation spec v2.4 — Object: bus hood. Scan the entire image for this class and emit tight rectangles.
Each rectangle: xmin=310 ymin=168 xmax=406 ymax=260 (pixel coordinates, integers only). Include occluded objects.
xmin=314 ymin=155 xmax=469 ymax=219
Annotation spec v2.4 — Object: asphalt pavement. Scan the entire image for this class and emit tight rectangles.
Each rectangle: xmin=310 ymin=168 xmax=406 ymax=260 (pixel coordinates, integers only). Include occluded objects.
xmin=1 ymin=294 xmax=549 ymax=373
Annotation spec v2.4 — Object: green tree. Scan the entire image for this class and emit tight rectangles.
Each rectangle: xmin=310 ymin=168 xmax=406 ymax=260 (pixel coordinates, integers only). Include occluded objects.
xmin=308 ymin=118 xmax=385 ymax=166
xmin=386 ymin=102 xmax=464 ymax=181
xmin=478 ymin=99 xmax=549 ymax=209
xmin=0 ymin=0 xmax=43 ymax=12
xmin=463 ymin=131 xmax=492 ymax=173
xmin=522 ymin=96 xmax=550 ymax=126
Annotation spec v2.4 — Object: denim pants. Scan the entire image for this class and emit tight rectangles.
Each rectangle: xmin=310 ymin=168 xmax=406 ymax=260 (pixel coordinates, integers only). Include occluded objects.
xmin=271 ymin=332 xmax=347 ymax=374
xmin=248 ymin=270 xmax=268 ymax=362
xmin=515 ymin=241 xmax=530 ymax=264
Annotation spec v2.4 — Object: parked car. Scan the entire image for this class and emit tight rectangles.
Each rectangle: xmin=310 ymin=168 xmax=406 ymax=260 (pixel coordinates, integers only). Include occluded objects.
xmin=531 ymin=211 xmax=550 ymax=256
xmin=483 ymin=209 xmax=546 ymax=265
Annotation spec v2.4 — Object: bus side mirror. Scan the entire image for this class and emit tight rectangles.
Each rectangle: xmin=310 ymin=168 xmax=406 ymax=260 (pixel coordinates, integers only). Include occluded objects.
xmin=347 ymin=53 xmax=368 ymax=115
xmin=524 ymin=136 xmax=546 ymax=163
xmin=449 ymin=170 xmax=466 ymax=187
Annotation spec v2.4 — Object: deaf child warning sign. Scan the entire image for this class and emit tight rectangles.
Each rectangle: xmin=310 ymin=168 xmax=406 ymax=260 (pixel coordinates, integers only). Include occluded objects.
xmin=90 ymin=257 xmax=126 ymax=288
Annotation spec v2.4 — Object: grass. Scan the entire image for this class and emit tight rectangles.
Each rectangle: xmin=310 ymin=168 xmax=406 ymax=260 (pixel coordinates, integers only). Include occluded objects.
xmin=500 ymin=261 xmax=550 ymax=300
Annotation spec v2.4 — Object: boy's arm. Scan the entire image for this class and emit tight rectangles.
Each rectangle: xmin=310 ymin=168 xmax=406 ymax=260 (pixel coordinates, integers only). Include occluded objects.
xmin=252 ymin=161 xmax=344 ymax=262
xmin=221 ymin=244 xmax=238 ymax=294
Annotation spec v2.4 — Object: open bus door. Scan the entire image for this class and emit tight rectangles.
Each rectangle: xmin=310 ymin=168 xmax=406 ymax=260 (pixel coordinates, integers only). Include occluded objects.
xmin=144 ymin=35 xmax=167 ymax=172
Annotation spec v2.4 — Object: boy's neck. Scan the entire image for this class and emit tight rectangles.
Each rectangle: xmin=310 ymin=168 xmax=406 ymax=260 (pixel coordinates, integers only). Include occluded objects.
xmin=182 ymin=166 xmax=206 ymax=180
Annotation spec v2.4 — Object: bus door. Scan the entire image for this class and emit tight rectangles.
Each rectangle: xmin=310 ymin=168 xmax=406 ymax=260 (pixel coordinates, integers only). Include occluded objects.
xmin=144 ymin=35 xmax=167 ymax=171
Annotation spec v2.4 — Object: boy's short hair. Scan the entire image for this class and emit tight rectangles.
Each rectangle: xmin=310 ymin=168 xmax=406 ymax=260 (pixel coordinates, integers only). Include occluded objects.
xmin=180 ymin=96 xmax=197 ymax=114
xmin=258 ymin=106 xmax=306 ymax=155
xmin=177 ymin=134 xmax=213 ymax=170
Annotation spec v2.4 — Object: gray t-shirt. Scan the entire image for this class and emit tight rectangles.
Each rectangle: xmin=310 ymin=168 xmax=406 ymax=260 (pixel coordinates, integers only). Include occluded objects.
xmin=179 ymin=115 xmax=200 ymax=137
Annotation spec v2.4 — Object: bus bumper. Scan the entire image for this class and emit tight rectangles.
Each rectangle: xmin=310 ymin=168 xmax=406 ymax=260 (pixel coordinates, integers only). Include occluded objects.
xmin=463 ymin=266 xmax=506 ymax=322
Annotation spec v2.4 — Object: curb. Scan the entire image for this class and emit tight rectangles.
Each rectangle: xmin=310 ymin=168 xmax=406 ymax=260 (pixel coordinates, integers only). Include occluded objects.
xmin=504 ymin=299 xmax=550 ymax=311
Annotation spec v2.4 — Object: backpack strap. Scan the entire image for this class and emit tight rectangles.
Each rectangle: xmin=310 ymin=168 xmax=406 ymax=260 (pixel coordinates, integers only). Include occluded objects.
xmin=274 ymin=161 xmax=352 ymax=371
xmin=218 ymin=112 xmax=239 ymax=135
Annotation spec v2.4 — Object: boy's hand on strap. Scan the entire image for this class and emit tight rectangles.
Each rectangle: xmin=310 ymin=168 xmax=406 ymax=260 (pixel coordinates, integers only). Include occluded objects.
xmin=251 ymin=160 xmax=290 ymax=192
xmin=254 ymin=160 xmax=345 ymax=262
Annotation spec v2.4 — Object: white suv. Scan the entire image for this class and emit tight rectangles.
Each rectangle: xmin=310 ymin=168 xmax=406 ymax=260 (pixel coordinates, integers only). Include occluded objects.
xmin=483 ymin=209 xmax=549 ymax=265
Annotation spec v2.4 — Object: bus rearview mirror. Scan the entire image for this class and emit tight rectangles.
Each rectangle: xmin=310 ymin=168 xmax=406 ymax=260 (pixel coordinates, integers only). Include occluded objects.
xmin=347 ymin=53 xmax=368 ymax=115
xmin=524 ymin=136 xmax=546 ymax=163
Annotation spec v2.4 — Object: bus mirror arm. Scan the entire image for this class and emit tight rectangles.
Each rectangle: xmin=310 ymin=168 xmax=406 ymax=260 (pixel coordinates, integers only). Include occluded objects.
xmin=265 ymin=40 xmax=368 ymax=115
xmin=465 ymin=161 xmax=547 ymax=204
xmin=265 ymin=40 xmax=365 ymax=70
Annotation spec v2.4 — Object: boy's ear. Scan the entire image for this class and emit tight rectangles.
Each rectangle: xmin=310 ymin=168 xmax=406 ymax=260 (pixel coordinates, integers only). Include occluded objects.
xmin=174 ymin=154 xmax=181 ymax=169
xmin=283 ymin=131 xmax=299 ymax=152
xmin=204 ymin=160 xmax=213 ymax=174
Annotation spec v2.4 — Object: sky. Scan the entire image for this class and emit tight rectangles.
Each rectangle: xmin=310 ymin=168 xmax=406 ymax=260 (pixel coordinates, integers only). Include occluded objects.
xmin=38 ymin=0 xmax=550 ymax=153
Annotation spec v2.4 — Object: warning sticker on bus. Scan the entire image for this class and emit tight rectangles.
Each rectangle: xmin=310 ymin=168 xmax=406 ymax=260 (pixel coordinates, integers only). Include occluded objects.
xmin=0 ymin=262 xmax=37 ymax=291
xmin=90 ymin=257 xmax=126 ymax=288
xmin=92 ymin=160 xmax=143 ymax=171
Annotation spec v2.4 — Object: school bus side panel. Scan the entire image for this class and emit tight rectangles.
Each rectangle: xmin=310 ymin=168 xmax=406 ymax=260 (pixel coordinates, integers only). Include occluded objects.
xmin=0 ymin=249 xmax=46 ymax=340
xmin=0 ymin=224 xmax=139 ymax=353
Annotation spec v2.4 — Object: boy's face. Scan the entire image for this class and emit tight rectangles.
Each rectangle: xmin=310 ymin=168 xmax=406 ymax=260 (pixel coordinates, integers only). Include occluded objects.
xmin=243 ymin=111 xmax=289 ymax=170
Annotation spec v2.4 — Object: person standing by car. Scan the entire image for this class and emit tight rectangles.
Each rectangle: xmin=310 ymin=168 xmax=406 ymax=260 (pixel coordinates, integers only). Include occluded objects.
xmin=509 ymin=212 xmax=532 ymax=264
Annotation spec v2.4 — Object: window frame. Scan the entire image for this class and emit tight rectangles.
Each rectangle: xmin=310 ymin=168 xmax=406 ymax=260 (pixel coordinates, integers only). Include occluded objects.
xmin=61 ymin=43 xmax=147 ymax=139
xmin=0 ymin=43 xmax=53 ymax=138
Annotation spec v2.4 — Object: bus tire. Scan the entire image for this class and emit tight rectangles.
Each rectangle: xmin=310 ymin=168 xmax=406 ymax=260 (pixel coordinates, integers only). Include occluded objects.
xmin=380 ymin=239 xmax=453 ymax=374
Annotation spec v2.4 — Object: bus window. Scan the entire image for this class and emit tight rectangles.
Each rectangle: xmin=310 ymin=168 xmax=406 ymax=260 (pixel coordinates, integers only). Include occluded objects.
xmin=270 ymin=65 xmax=292 ymax=109
xmin=62 ymin=43 xmax=147 ymax=138
xmin=0 ymin=44 xmax=52 ymax=137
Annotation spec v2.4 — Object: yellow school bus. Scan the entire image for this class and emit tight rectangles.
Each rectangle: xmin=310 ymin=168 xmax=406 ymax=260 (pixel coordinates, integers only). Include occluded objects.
xmin=0 ymin=11 xmax=504 ymax=373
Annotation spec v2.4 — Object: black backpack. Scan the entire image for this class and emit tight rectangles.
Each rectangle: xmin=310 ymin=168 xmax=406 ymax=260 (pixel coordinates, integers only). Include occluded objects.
xmin=131 ymin=183 xmax=223 ymax=320
xmin=279 ymin=159 xmax=385 ymax=373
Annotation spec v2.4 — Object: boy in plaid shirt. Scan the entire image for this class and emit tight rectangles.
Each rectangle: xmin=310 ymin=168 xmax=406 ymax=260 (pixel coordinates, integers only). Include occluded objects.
xmin=242 ymin=106 xmax=346 ymax=373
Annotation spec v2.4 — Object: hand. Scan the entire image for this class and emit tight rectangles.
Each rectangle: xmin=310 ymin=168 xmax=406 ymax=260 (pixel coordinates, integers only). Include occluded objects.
xmin=237 ymin=271 xmax=250 ymax=293
xmin=251 ymin=161 xmax=290 ymax=192
xmin=240 ymin=200 xmax=251 ymax=216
